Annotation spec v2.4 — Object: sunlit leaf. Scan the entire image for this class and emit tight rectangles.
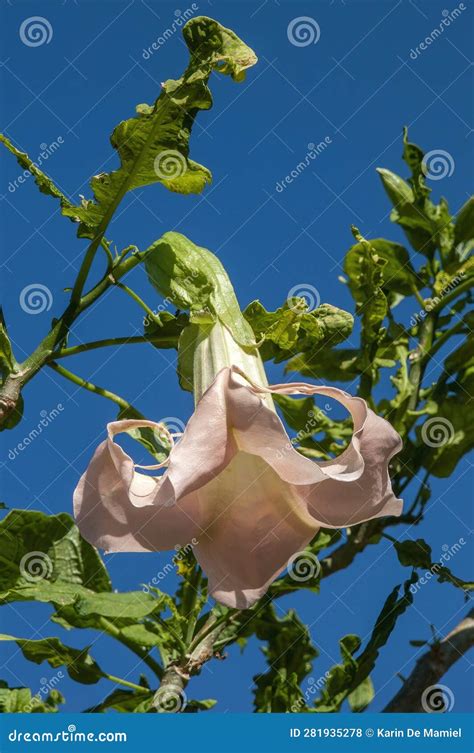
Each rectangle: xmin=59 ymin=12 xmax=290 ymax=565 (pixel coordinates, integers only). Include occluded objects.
xmin=0 ymin=635 xmax=103 ymax=685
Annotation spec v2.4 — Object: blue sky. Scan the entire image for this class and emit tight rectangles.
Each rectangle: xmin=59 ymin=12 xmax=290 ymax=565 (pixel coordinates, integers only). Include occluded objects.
xmin=0 ymin=0 xmax=472 ymax=713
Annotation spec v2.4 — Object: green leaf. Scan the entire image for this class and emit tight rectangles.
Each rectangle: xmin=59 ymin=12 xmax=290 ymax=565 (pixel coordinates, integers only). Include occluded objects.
xmin=0 ymin=311 xmax=15 ymax=377
xmin=85 ymin=685 xmax=154 ymax=713
xmin=117 ymin=405 xmax=172 ymax=464
xmin=345 ymin=238 xmax=419 ymax=299
xmin=376 ymin=167 xmax=432 ymax=251
xmin=183 ymin=698 xmax=218 ymax=713
xmin=417 ymin=378 xmax=474 ymax=478
xmin=344 ymin=228 xmax=388 ymax=343
xmin=74 ymin=590 xmax=164 ymax=620
xmin=454 ymin=196 xmax=474 ymax=259
xmin=0 ymin=681 xmax=64 ymax=713
xmin=0 ymin=509 xmax=111 ymax=605
xmin=394 ymin=539 xmax=431 ymax=569
xmin=145 ymin=231 xmax=255 ymax=348
xmin=315 ymin=575 xmax=416 ymax=711
xmin=244 ymin=300 xmax=301 ymax=351
xmin=143 ymin=311 xmax=188 ymax=350
xmin=0 ymin=635 xmax=103 ymax=684
xmin=286 ymin=347 xmax=360 ymax=382
xmin=274 ymin=393 xmax=353 ymax=461
xmin=251 ymin=604 xmax=318 ymax=712
xmin=376 ymin=130 xmax=454 ymax=257
xmin=454 ymin=196 xmax=474 ymax=242
xmin=61 ymin=17 xmax=257 ymax=239
xmin=401 ymin=126 xmax=430 ymax=201
xmin=348 ymin=675 xmax=374 ymax=712
xmin=394 ymin=539 xmax=473 ymax=592
xmin=244 ymin=300 xmax=353 ymax=362
xmin=0 ymin=134 xmax=75 ymax=220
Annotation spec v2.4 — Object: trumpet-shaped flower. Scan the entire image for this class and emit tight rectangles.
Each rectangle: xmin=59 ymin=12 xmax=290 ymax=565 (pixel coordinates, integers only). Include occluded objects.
xmin=74 ymin=317 xmax=402 ymax=609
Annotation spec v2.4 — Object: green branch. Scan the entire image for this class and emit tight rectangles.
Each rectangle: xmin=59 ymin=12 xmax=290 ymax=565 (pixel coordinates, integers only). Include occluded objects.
xmin=114 ymin=282 xmax=162 ymax=326
xmin=51 ymin=334 xmax=168 ymax=360
xmin=48 ymin=361 xmax=141 ymax=414
xmin=103 ymin=673 xmax=150 ymax=693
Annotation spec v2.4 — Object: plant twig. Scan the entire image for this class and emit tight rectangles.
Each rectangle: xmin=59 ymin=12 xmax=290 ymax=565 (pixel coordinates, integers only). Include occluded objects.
xmin=48 ymin=361 xmax=140 ymax=414
xmin=384 ymin=608 xmax=474 ymax=712
xmin=103 ymin=672 xmax=150 ymax=693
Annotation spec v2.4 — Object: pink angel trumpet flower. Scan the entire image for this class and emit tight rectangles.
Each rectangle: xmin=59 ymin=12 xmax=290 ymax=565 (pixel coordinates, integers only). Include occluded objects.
xmin=74 ymin=320 xmax=403 ymax=609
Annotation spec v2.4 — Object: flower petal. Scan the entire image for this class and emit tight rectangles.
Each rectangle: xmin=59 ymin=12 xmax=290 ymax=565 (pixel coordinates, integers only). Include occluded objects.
xmin=193 ymin=452 xmax=318 ymax=609
xmin=74 ymin=420 xmax=201 ymax=553
xmin=258 ymin=378 xmax=403 ymax=527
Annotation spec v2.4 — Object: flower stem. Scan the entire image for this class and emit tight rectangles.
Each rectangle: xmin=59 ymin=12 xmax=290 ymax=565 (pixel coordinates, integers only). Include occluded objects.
xmin=48 ymin=361 xmax=140 ymax=414
xmin=103 ymin=673 xmax=150 ymax=693
xmin=114 ymin=281 xmax=162 ymax=325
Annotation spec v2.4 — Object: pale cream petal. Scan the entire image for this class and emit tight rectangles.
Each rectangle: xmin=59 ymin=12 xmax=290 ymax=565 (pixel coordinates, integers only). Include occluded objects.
xmin=194 ymin=452 xmax=318 ymax=609
xmin=73 ymin=421 xmax=201 ymax=553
